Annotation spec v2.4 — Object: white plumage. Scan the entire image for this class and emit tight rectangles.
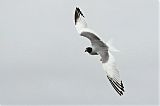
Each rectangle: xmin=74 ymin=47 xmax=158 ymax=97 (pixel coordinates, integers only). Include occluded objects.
xmin=74 ymin=7 xmax=124 ymax=96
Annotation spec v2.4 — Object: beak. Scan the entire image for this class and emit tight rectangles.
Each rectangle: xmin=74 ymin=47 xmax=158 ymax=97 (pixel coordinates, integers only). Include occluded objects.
xmin=85 ymin=49 xmax=87 ymax=52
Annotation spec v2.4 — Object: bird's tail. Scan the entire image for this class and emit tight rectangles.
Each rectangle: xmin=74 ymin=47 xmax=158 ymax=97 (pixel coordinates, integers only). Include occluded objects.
xmin=107 ymin=39 xmax=120 ymax=52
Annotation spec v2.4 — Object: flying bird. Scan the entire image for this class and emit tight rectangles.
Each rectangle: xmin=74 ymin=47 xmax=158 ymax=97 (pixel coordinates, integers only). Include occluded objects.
xmin=74 ymin=7 xmax=125 ymax=96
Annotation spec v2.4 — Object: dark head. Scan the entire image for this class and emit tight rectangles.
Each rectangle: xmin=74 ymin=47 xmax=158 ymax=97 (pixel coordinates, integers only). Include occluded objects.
xmin=85 ymin=47 xmax=92 ymax=53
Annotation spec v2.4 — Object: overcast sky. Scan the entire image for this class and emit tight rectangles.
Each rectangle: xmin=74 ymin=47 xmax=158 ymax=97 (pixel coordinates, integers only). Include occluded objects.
xmin=0 ymin=0 xmax=158 ymax=105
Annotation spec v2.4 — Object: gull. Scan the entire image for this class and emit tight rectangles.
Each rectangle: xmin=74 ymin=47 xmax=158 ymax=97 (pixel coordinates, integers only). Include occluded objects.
xmin=74 ymin=7 xmax=125 ymax=96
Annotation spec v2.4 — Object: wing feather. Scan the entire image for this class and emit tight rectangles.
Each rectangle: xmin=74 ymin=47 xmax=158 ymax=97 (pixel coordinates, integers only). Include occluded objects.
xmin=81 ymin=31 xmax=100 ymax=41
xmin=103 ymin=51 xmax=125 ymax=96
xmin=74 ymin=7 xmax=101 ymax=42
xmin=107 ymin=76 xmax=123 ymax=96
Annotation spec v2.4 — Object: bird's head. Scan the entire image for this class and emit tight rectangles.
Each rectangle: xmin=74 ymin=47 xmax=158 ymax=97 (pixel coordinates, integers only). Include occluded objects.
xmin=85 ymin=47 xmax=92 ymax=54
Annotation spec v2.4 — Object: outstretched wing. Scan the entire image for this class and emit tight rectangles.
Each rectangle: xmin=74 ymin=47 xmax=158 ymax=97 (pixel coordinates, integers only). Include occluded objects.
xmin=74 ymin=7 xmax=87 ymax=33
xmin=74 ymin=7 xmax=101 ymax=43
xmin=102 ymin=51 xmax=125 ymax=96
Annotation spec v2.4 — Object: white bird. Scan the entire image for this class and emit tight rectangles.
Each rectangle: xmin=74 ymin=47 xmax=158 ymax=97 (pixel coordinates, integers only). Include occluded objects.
xmin=74 ymin=7 xmax=125 ymax=96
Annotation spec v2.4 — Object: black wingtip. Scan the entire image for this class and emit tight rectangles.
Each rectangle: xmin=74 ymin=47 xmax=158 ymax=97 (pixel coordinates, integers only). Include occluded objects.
xmin=121 ymin=81 xmax=124 ymax=88
xmin=121 ymin=81 xmax=125 ymax=92
xmin=74 ymin=7 xmax=85 ymax=24
xmin=107 ymin=76 xmax=124 ymax=96
xmin=109 ymin=78 xmax=123 ymax=96
xmin=75 ymin=7 xmax=85 ymax=17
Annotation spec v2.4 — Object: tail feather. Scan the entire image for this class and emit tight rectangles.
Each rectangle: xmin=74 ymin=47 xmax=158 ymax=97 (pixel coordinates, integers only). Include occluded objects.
xmin=107 ymin=39 xmax=120 ymax=52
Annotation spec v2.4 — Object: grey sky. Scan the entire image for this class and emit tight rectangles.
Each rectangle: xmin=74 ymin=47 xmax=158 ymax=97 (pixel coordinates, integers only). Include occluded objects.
xmin=0 ymin=0 xmax=158 ymax=105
